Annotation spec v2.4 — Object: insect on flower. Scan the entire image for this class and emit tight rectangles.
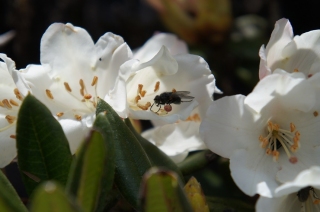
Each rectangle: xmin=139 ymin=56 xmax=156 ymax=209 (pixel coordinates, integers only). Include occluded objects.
xmin=150 ymin=91 xmax=194 ymax=113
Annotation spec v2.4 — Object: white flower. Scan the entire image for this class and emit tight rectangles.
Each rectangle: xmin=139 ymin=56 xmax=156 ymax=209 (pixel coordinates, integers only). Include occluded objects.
xmin=200 ymin=70 xmax=320 ymax=197
xmin=0 ymin=31 xmax=15 ymax=47
xmin=142 ymin=107 xmax=205 ymax=163
xmin=118 ymin=33 xmax=217 ymax=123
xmin=0 ymin=54 xmax=27 ymax=167
xmin=256 ymin=166 xmax=320 ymax=212
xmin=18 ymin=23 xmax=132 ymax=153
xmin=259 ymin=18 xmax=320 ymax=79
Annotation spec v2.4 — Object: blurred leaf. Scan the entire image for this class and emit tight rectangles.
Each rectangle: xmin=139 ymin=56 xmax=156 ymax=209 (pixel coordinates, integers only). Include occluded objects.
xmin=184 ymin=177 xmax=209 ymax=212
xmin=140 ymin=168 xmax=192 ymax=212
xmin=66 ymin=129 xmax=114 ymax=212
xmin=30 ymin=181 xmax=78 ymax=212
xmin=124 ymin=119 xmax=184 ymax=182
xmin=0 ymin=170 xmax=28 ymax=212
xmin=206 ymin=196 xmax=254 ymax=212
xmin=16 ymin=94 xmax=72 ymax=195
xmin=96 ymin=99 xmax=152 ymax=210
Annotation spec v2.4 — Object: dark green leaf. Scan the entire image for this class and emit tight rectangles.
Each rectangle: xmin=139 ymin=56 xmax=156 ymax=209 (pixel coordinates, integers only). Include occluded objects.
xmin=0 ymin=170 xmax=28 ymax=212
xmin=124 ymin=119 xmax=184 ymax=182
xmin=16 ymin=94 xmax=72 ymax=195
xmin=206 ymin=196 xmax=255 ymax=212
xmin=140 ymin=168 xmax=192 ymax=212
xmin=30 ymin=181 xmax=79 ymax=212
xmin=66 ymin=129 xmax=115 ymax=212
xmin=95 ymin=99 xmax=152 ymax=210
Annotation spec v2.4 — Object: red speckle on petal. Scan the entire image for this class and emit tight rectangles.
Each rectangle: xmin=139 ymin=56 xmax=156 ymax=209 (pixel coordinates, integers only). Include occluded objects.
xmin=289 ymin=156 xmax=298 ymax=164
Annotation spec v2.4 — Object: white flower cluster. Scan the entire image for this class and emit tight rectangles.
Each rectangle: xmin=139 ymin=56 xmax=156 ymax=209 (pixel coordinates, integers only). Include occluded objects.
xmin=200 ymin=18 xmax=320 ymax=211
xmin=0 ymin=24 xmax=217 ymax=166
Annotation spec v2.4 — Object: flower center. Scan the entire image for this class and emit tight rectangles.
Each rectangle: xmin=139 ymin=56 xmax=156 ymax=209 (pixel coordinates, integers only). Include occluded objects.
xmin=297 ymin=187 xmax=320 ymax=208
xmin=46 ymin=76 xmax=99 ymax=121
xmin=0 ymin=88 xmax=24 ymax=139
xmin=259 ymin=121 xmax=300 ymax=163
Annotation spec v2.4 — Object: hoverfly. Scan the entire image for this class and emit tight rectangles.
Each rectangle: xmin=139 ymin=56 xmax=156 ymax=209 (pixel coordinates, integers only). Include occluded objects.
xmin=297 ymin=186 xmax=320 ymax=202
xmin=150 ymin=91 xmax=194 ymax=113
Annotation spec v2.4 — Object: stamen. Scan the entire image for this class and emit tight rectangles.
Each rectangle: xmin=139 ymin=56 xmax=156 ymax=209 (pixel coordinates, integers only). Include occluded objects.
xmin=84 ymin=94 xmax=92 ymax=100
xmin=79 ymin=79 xmax=85 ymax=90
xmin=2 ymin=99 xmax=12 ymax=109
xmin=64 ymin=82 xmax=72 ymax=92
xmin=56 ymin=112 xmax=64 ymax=117
xmin=75 ymin=115 xmax=82 ymax=121
xmin=91 ymin=76 xmax=98 ymax=86
xmin=9 ymin=99 xmax=19 ymax=107
xmin=137 ymin=102 xmax=151 ymax=110
xmin=10 ymin=135 xmax=16 ymax=139
xmin=80 ymin=88 xmax=85 ymax=96
xmin=140 ymin=90 xmax=147 ymax=97
xmin=5 ymin=115 xmax=16 ymax=124
xmin=134 ymin=95 xmax=141 ymax=103
xmin=138 ymin=84 xmax=143 ymax=95
xmin=290 ymin=123 xmax=296 ymax=132
xmin=0 ymin=101 xmax=4 ymax=107
xmin=154 ymin=81 xmax=160 ymax=92
xmin=186 ymin=113 xmax=201 ymax=122
xmin=293 ymin=69 xmax=299 ymax=72
xmin=14 ymin=88 xmax=23 ymax=100
xmin=46 ymin=89 xmax=54 ymax=99
xmin=314 ymin=111 xmax=318 ymax=117
xmin=172 ymin=88 xmax=177 ymax=93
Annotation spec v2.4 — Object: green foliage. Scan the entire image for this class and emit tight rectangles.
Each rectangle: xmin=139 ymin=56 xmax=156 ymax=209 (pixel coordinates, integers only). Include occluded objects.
xmin=0 ymin=170 xmax=28 ymax=212
xmin=96 ymin=99 xmax=152 ymax=210
xmin=16 ymin=94 xmax=72 ymax=195
xmin=140 ymin=168 xmax=192 ymax=212
xmin=30 ymin=181 xmax=78 ymax=212
xmin=66 ymin=129 xmax=115 ymax=212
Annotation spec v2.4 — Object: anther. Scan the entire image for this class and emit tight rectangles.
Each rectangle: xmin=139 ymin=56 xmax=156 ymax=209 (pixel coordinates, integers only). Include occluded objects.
xmin=46 ymin=89 xmax=54 ymax=99
xmin=79 ymin=79 xmax=85 ymax=89
xmin=91 ymin=76 xmax=98 ymax=86
xmin=5 ymin=115 xmax=16 ymax=124
xmin=75 ymin=115 xmax=82 ymax=121
xmin=56 ymin=112 xmax=64 ymax=117
xmin=80 ymin=88 xmax=85 ymax=96
xmin=9 ymin=99 xmax=19 ymax=107
xmin=137 ymin=102 xmax=151 ymax=110
xmin=314 ymin=111 xmax=318 ymax=117
xmin=135 ymin=95 xmax=141 ymax=103
xmin=154 ymin=81 xmax=160 ymax=92
xmin=290 ymin=123 xmax=296 ymax=132
xmin=140 ymin=90 xmax=147 ymax=97
xmin=84 ymin=94 xmax=92 ymax=100
xmin=289 ymin=156 xmax=298 ymax=164
xmin=64 ymin=82 xmax=72 ymax=92
xmin=138 ymin=84 xmax=143 ymax=94
xmin=293 ymin=69 xmax=299 ymax=72
xmin=172 ymin=88 xmax=177 ymax=93
xmin=2 ymin=99 xmax=12 ymax=109
xmin=10 ymin=135 xmax=16 ymax=139
xmin=14 ymin=88 xmax=23 ymax=100
xmin=0 ymin=101 xmax=4 ymax=107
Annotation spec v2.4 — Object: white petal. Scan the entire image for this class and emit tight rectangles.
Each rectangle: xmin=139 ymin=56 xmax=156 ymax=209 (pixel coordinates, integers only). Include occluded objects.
xmin=200 ymin=95 xmax=262 ymax=159
xmin=258 ymin=45 xmax=272 ymax=79
xmin=256 ymin=194 xmax=301 ymax=212
xmin=133 ymin=33 xmax=188 ymax=63
xmin=0 ymin=127 xmax=16 ymax=168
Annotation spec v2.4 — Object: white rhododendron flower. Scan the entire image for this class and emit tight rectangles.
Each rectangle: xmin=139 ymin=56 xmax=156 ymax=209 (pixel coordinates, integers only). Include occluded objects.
xmin=200 ymin=70 xmax=320 ymax=197
xmin=142 ymin=108 xmax=205 ymax=163
xmin=118 ymin=33 xmax=217 ymax=123
xmin=18 ymin=23 xmax=132 ymax=153
xmin=0 ymin=54 xmax=27 ymax=167
xmin=256 ymin=166 xmax=320 ymax=212
xmin=259 ymin=18 xmax=320 ymax=79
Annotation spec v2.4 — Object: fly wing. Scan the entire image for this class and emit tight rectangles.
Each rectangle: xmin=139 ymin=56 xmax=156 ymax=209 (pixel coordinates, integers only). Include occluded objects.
xmin=174 ymin=91 xmax=194 ymax=99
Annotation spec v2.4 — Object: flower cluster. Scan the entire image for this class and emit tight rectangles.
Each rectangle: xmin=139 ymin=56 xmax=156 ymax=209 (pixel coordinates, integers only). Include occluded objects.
xmin=200 ymin=18 xmax=320 ymax=210
xmin=0 ymin=25 xmax=216 ymax=167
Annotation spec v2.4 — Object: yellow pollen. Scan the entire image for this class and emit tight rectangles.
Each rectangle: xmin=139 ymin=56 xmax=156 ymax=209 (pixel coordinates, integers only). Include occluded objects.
xmin=64 ymin=82 xmax=72 ymax=92
xmin=84 ymin=94 xmax=92 ymax=100
xmin=9 ymin=99 xmax=19 ymax=107
xmin=137 ymin=102 xmax=151 ymax=110
xmin=259 ymin=121 xmax=300 ymax=163
xmin=46 ymin=89 xmax=54 ymax=99
xmin=10 ymin=135 xmax=16 ymax=139
xmin=185 ymin=113 xmax=201 ymax=122
xmin=134 ymin=95 xmax=141 ymax=103
xmin=293 ymin=69 xmax=299 ymax=72
xmin=314 ymin=111 xmax=319 ymax=117
xmin=5 ymin=115 xmax=16 ymax=124
xmin=2 ymin=99 xmax=12 ymax=109
xmin=154 ymin=81 xmax=160 ymax=92
xmin=75 ymin=115 xmax=82 ymax=121
xmin=172 ymin=88 xmax=177 ymax=93
xmin=91 ymin=76 xmax=98 ymax=86
xmin=56 ymin=112 xmax=64 ymax=117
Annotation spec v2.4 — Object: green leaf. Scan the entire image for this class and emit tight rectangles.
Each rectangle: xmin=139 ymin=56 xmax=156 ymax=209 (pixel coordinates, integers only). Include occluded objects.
xmin=16 ymin=94 xmax=72 ymax=195
xmin=66 ymin=129 xmax=115 ymax=212
xmin=206 ymin=196 xmax=255 ymax=212
xmin=30 ymin=181 xmax=79 ymax=212
xmin=140 ymin=168 xmax=192 ymax=212
xmin=124 ymin=119 xmax=184 ymax=182
xmin=0 ymin=171 xmax=28 ymax=212
xmin=95 ymin=99 xmax=152 ymax=210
